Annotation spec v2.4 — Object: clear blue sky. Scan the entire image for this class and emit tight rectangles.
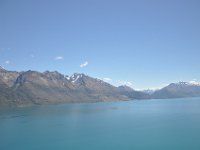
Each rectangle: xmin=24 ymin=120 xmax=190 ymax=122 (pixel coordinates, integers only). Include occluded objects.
xmin=0 ymin=0 xmax=200 ymax=89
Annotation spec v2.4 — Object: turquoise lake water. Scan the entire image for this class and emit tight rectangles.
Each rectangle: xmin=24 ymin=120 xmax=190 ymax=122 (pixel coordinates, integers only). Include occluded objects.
xmin=1 ymin=98 xmax=200 ymax=150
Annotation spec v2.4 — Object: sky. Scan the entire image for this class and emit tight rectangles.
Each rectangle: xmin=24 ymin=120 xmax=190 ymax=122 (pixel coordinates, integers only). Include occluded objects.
xmin=0 ymin=0 xmax=200 ymax=90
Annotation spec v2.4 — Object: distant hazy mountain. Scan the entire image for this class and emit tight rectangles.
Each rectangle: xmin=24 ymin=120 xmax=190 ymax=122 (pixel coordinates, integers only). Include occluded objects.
xmin=151 ymin=82 xmax=200 ymax=99
xmin=118 ymin=85 xmax=150 ymax=99
xmin=142 ymin=89 xmax=157 ymax=94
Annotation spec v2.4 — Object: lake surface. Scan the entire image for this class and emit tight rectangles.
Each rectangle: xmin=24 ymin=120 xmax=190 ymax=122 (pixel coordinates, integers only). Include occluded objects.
xmin=1 ymin=98 xmax=200 ymax=150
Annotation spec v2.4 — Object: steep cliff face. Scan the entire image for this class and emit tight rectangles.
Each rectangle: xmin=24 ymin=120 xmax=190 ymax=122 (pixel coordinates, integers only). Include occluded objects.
xmin=0 ymin=67 xmax=19 ymax=87
xmin=0 ymin=68 xmax=22 ymax=105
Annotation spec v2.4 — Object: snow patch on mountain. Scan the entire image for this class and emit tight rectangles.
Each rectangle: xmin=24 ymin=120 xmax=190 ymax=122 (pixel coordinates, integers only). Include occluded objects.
xmin=175 ymin=81 xmax=200 ymax=86
xmin=70 ymin=73 xmax=83 ymax=83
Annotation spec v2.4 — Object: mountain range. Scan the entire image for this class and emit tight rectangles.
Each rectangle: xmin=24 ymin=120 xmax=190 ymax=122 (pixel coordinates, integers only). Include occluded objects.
xmin=1 ymin=67 xmax=200 ymax=106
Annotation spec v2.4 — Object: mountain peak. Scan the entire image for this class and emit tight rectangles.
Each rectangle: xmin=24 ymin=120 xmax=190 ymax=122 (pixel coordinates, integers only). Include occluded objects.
xmin=70 ymin=73 xmax=86 ymax=83
xmin=72 ymin=73 xmax=86 ymax=77
xmin=44 ymin=71 xmax=65 ymax=80
xmin=142 ymin=89 xmax=157 ymax=94
xmin=0 ymin=66 xmax=6 ymax=71
xmin=177 ymin=82 xmax=190 ymax=85
xmin=118 ymin=85 xmax=134 ymax=92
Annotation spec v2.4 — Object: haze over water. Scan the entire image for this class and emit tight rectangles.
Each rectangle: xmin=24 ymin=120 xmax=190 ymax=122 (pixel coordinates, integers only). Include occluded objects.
xmin=1 ymin=98 xmax=200 ymax=150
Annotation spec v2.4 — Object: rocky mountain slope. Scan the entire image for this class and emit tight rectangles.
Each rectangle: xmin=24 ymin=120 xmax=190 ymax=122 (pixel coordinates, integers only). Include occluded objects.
xmin=1 ymin=68 xmax=200 ymax=106
xmin=0 ymin=68 xmax=145 ymax=106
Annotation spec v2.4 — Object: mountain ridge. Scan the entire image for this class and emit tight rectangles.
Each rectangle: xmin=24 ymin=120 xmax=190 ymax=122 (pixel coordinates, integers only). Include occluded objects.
xmin=0 ymin=68 xmax=132 ymax=106
xmin=1 ymin=68 xmax=200 ymax=106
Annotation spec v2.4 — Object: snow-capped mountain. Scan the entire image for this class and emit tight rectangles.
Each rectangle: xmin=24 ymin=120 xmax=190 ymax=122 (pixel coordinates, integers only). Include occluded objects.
xmin=152 ymin=81 xmax=200 ymax=99
xmin=1 ymin=67 xmax=200 ymax=106
xmin=142 ymin=89 xmax=157 ymax=94
xmin=188 ymin=81 xmax=200 ymax=86
xmin=0 ymin=69 xmax=133 ymax=106
xmin=69 ymin=73 xmax=84 ymax=83
xmin=0 ymin=66 xmax=5 ymax=71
